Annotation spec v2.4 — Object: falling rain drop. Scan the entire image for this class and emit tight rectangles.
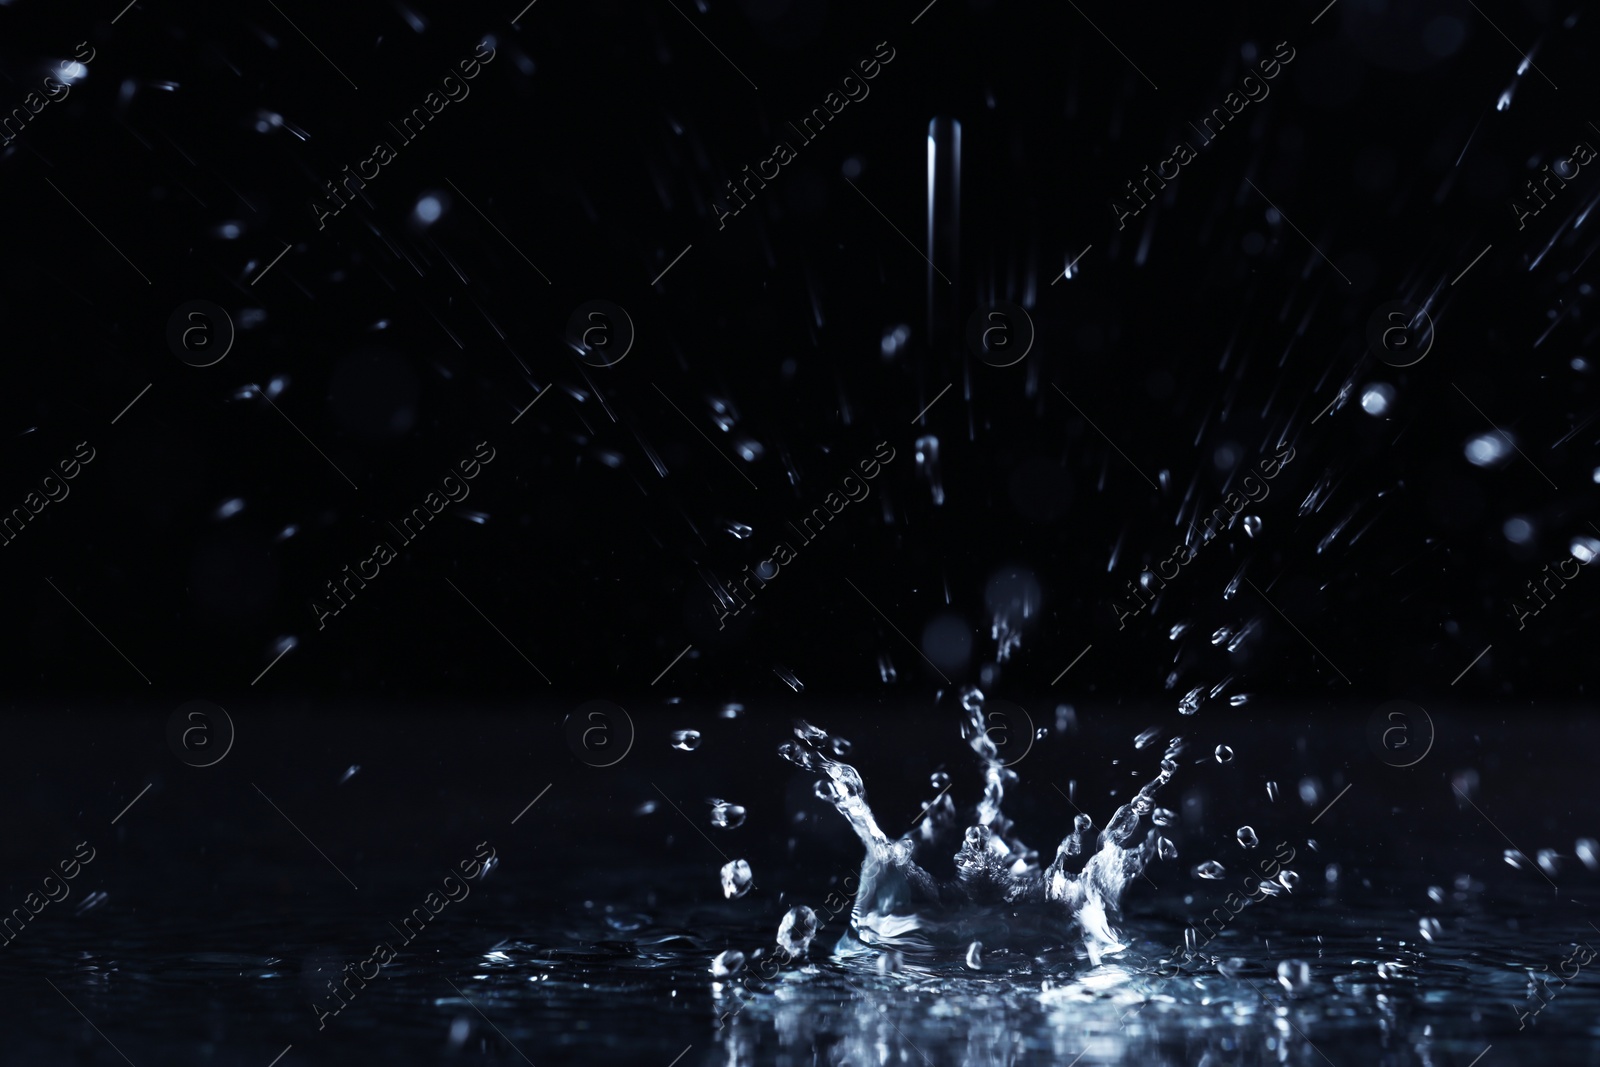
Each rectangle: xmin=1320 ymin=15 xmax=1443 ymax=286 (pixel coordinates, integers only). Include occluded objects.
xmin=709 ymin=799 xmax=746 ymax=829
xmin=720 ymin=859 xmax=753 ymax=899
xmin=915 ymin=435 xmax=945 ymax=506
xmin=1464 ymin=432 xmax=1512 ymax=468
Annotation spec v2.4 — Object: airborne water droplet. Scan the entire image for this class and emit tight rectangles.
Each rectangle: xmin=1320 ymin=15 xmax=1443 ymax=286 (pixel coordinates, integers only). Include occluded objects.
xmin=776 ymin=905 xmax=819 ymax=957
xmin=1135 ymin=726 xmax=1161 ymax=749
xmin=709 ymin=799 xmax=747 ymax=829
xmin=1215 ymin=745 xmax=1235 ymax=764
xmin=1193 ymin=860 xmax=1227 ymax=879
xmin=1242 ymin=515 xmax=1262 ymax=538
xmin=720 ymin=859 xmax=753 ymax=899
xmin=1266 ymin=780 xmax=1279 ymax=802
xmin=914 ymin=435 xmax=945 ymax=506
xmin=965 ymin=941 xmax=983 ymax=970
xmin=1236 ymin=825 xmax=1259 ymax=848
xmin=671 ymin=729 xmax=702 ymax=751
xmin=1179 ymin=687 xmax=1203 ymax=715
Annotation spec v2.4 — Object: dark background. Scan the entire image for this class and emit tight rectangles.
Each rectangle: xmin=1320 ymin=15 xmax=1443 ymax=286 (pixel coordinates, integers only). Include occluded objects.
xmin=1 ymin=0 xmax=1596 ymax=704
xmin=3 ymin=1 xmax=1599 ymax=1061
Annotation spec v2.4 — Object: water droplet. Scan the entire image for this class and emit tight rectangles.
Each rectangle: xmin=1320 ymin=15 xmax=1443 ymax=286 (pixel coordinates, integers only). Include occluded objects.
xmin=1179 ymin=687 xmax=1204 ymax=715
xmin=1503 ymin=516 xmax=1534 ymax=544
xmin=709 ymin=799 xmax=747 ymax=829
xmin=1419 ymin=917 xmax=1442 ymax=943
xmin=1266 ymin=780 xmax=1279 ymax=803
xmin=1135 ymin=726 xmax=1161 ymax=749
xmin=1230 ymin=693 xmax=1251 ymax=706
xmin=776 ymin=905 xmax=819 ymax=957
xmin=1157 ymin=836 xmax=1178 ymax=860
xmin=965 ymin=941 xmax=983 ymax=970
xmin=1427 ymin=885 xmax=1445 ymax=903
xmin=1503 ymin=849 xmax=1528 ymax=870
xmin=724 ymin=520 xmax=754 ymax=540
xmin=720 ymin=859 xmax=753 ymax=899
xmin=413 ymin=195 xmax=443 ymax=224
xmin=1278 ymin=870 xmax=1299 ymax=891
xmin=1361 ymin=384 xmax=1395 ymax=416
xmin=914 ymin=435 xmax=945 ymax=506
xmin=670 ymin=729 xmax=702 ymax=751
xmin=831 ymin=736 xmax=852 ymax=756
xmin=1537 ymin=848 xmax=1561 ymax=876
xmin=880 ymin=323 xmax=911 ymax=360
xmin=1298 ymin=777 xmax=1322 ymax=806
xmin=878 ymin=653 xmax=897 ymax=684
xmin=930 ymin=771 xmax=950 ymax=789
xmin=1217 ymin=957 xmax=1247 ymax=978
xmin=711 ymin=949 xmax=745 ymax=977
xmin=1236 ymin=825 xmax=1259 ymax=848
xmin=1193 ymin=860 xmax=1227 ymax=880
xmin=1055 ymin=705 xmax=1077 ymax=732
xmin=1152 ymin=807 xmax=1177 ymax=827
xmin=1215 ymin=745 xmax=1235 ymax=764
xmin=1169 ymin=620 xmax=1191 ymax=640
xmin=1465 ymin=432 xmax=1512 ymax=468
xmin=1210 ymin=627 xmax=1233 ymax=646
xmin=1577 ymin=838 xmax=1599 ymax=871
xmin=720 ymin=702 xmax=745 ymax=719
xmin=1277 ymin=960 xmax=1312 ymax=994
xmin=1242 ymin=515 xmax=1262 ymax=538
xmin=1571 ymin=537 xmax=1600 ymax=564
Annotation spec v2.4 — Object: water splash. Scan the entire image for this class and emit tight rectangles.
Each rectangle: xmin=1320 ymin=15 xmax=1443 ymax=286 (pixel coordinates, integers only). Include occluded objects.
xmin=778 ymin=702 xmax=1177 ymax=965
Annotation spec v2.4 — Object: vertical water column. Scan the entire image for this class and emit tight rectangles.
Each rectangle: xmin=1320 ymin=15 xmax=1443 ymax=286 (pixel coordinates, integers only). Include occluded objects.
xmin=926 ymin=117 xmax=962 ymax=350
